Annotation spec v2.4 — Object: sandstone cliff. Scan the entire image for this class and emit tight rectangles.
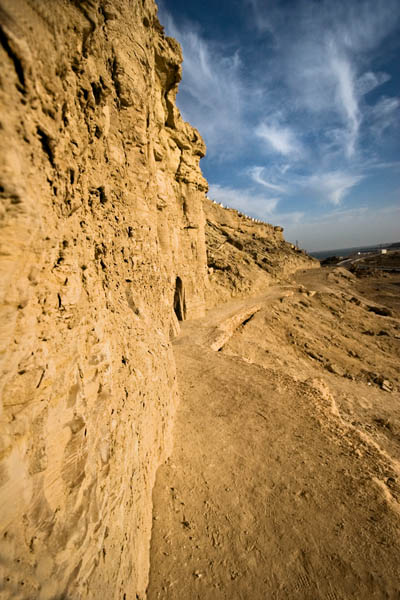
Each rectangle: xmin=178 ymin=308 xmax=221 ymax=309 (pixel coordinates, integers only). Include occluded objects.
xmin=0 ymin=1 xmax=207 ymax=598
xmin=0 ymin=1 xmax=316 ymax=599
xmin=204 ymin=198 xmax=318 ymax=307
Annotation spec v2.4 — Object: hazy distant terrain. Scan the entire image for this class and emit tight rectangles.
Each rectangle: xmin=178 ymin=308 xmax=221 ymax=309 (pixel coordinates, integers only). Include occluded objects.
xmin=311 ymin=242 xmax=400 ymax=260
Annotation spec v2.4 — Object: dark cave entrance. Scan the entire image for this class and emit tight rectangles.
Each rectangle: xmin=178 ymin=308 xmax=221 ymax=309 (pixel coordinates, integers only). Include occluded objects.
xmin=173 ymin=277 xmax=186 ymax=321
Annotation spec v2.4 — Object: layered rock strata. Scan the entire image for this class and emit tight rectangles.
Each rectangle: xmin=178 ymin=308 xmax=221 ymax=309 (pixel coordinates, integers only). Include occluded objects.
xmin=204 ymin=198 xmax=318 ymax=306
xmin=0 ymin=1 xmax=207 ymax=598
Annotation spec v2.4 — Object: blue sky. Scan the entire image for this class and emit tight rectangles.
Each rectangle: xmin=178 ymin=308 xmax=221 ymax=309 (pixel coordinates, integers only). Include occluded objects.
xmin=158 ymin=0 xmax=400 ymax=251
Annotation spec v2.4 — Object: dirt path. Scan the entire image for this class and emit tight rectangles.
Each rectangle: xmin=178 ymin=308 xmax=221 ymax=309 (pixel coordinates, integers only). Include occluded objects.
xmin=147 ymin=276 xmax=400 ymax=599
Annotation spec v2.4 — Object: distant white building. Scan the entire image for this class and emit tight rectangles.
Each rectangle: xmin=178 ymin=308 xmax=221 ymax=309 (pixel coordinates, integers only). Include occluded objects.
xmin=381 ymin=249 xmax=387 ymax=254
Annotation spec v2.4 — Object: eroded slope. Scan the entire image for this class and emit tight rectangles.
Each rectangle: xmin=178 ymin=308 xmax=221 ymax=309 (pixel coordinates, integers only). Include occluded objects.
xmin=204 ymin=197 xmax=318 ymax=306
xmin=148 ymin=269 xmax=400 ymax=599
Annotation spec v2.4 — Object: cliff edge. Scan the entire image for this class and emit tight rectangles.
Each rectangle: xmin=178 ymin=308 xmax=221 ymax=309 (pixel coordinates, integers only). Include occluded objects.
xmin=0 ymin=1 xmax=207 ymax=598
xmin=204 ymin=198 xmax=318 ymax=307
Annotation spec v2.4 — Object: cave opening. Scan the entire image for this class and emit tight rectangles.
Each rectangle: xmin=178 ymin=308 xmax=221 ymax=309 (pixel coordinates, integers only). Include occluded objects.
xmin=173 ymin=276 xmax=186 ymax=321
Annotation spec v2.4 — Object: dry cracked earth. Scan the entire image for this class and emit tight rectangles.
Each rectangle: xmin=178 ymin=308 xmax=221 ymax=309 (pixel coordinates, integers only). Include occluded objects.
xmin=147 ymin=267 xmax=400 ymax=600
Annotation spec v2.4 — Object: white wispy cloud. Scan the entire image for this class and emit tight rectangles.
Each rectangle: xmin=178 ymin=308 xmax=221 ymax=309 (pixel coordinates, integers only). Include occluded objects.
xmin=329 ymin=48 xmax=360 ymax=157
xmin=367 ymin=96 xmax=400 ymax=138
xmin=274 ymin=36 xmax=363 ymax=158
xmin=368 ymin=160 xmax=400 ymax=170
xmin=372 ymin=97 xmax=400 ymax=116
xmin=248 ymin=166 xmax=288 ymax=193
xmin=300 ymin=171 xmax=364 ymax=206
xmin=249 ymin=166 xmax=363 ymax=207
xmin=252 ymin=0 xmax=399 ymax=160
xmin=256 ymin=122 xmax=303 ymax=157
xmin=208 ymin=184 xmax=279 ymax=219
xmin=356 ymin=71 xmax=391 ymax=96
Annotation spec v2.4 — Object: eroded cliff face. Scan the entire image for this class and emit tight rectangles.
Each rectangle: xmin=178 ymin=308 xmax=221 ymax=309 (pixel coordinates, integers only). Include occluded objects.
xmin=0 ymin=1 xmax=207 ymax=598
xmin=204 ymin=198 xmax=319 ymax=307
xmin=0 ymin=1 xmax=320 ymax=598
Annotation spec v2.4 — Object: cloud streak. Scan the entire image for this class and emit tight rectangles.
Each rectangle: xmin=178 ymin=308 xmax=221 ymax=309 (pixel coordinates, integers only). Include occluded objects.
xmin=356 ymin=71 xmax=391 ymax=96
xmin=256 ymin=122 xmax=303 ymax=158
xmin=300 ymin=171 xmax=364 ymax=206
xmin=329 ymin=48 xmax=360 ymax=157
xmin=248 ymin=166 xmax=288 ymax=193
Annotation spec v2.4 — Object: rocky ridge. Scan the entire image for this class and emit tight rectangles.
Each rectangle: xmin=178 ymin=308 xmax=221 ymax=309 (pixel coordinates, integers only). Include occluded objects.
xmin=204 ymin=198 xmax=317 ymax=306
xmin=0 ymin=1 xmax=316 ymax=598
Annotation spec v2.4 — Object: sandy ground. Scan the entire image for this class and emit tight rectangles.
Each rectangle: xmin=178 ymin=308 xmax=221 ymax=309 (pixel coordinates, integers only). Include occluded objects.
xmin=147 ymin=268 xmax=400 ymax=599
